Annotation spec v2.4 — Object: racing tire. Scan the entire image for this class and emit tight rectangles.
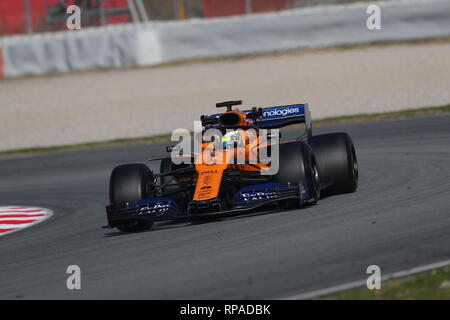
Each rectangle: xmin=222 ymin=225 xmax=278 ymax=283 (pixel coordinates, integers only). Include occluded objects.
xmin=109 ymin=163 xmax=155 ymax=232
xmin=273 ymin=141 xmax=320 ymax=205
xmin=309 ymin=132 xmax=358 ymax=195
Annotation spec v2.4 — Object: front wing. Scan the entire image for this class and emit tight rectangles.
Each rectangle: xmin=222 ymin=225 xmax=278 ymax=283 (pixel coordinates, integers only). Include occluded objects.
xmin=105 ymin=181 xmax=311 ymax=227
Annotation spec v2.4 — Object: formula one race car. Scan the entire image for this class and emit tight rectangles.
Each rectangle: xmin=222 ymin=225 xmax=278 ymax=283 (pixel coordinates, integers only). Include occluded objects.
xmin=105 ymin=101 xmax=358 ymax=232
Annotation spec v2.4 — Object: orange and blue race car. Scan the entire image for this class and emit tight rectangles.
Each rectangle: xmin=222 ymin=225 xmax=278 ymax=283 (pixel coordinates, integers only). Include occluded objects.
xmin=105 ymin=101 xmax=358 ymax=232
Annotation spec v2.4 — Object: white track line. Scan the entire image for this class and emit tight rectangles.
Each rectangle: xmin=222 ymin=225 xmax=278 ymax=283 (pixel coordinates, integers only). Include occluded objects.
xmin=281 ymin=259 xmax=450 ymax=300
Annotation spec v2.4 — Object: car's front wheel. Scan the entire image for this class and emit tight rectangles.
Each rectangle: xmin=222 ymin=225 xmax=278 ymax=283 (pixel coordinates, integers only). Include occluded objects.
xmin=109 ymin=163 xmax=155 ymax=232
xmin=273 ymin=141 xmax=320 ymax=205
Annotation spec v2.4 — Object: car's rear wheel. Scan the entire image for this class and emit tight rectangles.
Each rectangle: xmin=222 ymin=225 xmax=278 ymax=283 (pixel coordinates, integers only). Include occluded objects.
xmin=309 ymin=132 xmax=358 ymax=195
xmin=109 ymin=163 xmax=155 ymax=232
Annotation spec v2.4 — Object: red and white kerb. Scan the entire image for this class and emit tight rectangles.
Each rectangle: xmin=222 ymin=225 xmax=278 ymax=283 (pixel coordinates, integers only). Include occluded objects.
xmin=0 ymin=206 xmax=53 ymax=237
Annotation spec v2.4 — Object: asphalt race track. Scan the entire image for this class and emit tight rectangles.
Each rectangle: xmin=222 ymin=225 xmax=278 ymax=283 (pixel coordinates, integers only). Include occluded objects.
xmin=0 ymin=115 xmax=449 ymax=299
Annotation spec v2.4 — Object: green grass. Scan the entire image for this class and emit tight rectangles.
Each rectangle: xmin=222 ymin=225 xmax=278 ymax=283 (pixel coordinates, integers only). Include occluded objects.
xmin=1 ymin=104 xmax=449 ymax=158
xmin=324 ymin=266 xmax=450 ymax=300
xmin=0 ymin=133 xmax=173 ymax=158
xmin=313 ymin=104 xmax=450 ymax=126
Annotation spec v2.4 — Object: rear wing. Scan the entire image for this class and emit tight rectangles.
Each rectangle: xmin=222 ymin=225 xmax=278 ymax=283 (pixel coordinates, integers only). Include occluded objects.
xmin=250 ymin=103 xmax=311 ymax=133
xmin=201 ymin=102 xmax=312 ymax=137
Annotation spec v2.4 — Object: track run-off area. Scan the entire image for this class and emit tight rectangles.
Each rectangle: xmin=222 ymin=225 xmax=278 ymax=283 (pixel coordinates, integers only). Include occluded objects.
xmin=1 ymin=40 xmax=450 ymax=151
xmin=0 ymin=114 xmax=449 ymax=299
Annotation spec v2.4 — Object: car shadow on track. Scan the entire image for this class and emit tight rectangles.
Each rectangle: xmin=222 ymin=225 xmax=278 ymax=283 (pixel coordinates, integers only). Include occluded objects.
xmin=102 ymin=204 xmax=319 ymax=237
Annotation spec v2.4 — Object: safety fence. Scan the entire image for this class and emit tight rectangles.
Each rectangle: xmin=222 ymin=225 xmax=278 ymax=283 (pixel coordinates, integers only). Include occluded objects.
xmin=0 ymin=0 xmax=397 ymax=36
xmin=0 ymin=0 xmax=449 ymax=78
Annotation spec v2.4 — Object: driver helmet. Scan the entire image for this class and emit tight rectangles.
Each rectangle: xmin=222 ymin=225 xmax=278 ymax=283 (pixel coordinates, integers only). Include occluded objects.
xmin=222 ymin=130 xmax=244 ymax=149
